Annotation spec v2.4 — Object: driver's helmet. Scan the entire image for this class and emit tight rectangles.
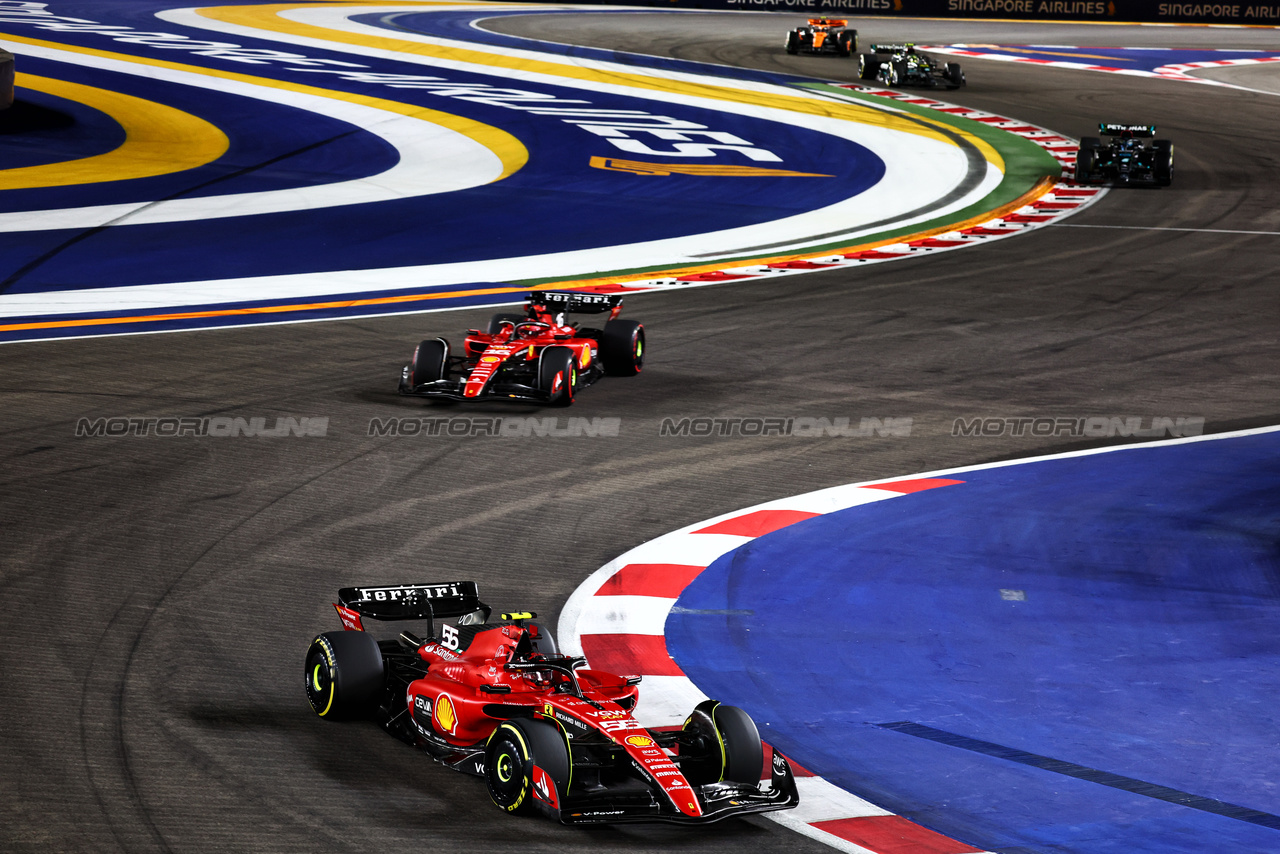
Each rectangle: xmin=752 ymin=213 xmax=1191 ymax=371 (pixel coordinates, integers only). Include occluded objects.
xmin=515 ymin=323 xmax=543 ymax=339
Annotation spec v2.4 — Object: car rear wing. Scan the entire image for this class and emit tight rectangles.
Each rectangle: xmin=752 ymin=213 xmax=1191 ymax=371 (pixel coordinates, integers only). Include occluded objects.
xmin=336 ymin=581 xmax=491 ymax=634
xmin=1099 ymin=123 xmax=1156 ymax=137
xmin=527 ymin=290 xmax=622 ymax=315
xmin=870 ymin=43 xmax=915 ymax=53
xmin=807 ymin=17 xmax=847 ymax=25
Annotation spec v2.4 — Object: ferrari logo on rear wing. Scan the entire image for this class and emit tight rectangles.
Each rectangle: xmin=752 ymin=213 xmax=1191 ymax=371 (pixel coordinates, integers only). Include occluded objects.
xmin=338 ymin=581 xmax=491 ymax=624
xmin=527 ymin=290 xmax=622 ymax=315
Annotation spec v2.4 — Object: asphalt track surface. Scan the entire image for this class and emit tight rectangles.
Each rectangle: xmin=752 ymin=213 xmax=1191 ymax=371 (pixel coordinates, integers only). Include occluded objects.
xmin=2 ymin=10 xmax=1279 ymax=854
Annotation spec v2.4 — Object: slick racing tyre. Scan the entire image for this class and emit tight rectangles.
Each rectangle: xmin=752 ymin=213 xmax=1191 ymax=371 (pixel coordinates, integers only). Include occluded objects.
xmin=487 ymin=312 xmax=526 ymax=335
xmin=1153 ymin=139 xmax=1174 ymax=186
xmin=528 ymin=622 xmax=558 ymax=656
xmin=305 ymin=631 xmax=384 ymax=720
xmin=857 ymin=53 xmax=879 ymax=80
xmin=410 ymin=338 xmax=448 ymax=386
xmin=538 ymin=345 xmax=577 ymax=407
xmin=944 ymin=62 xmax=965 ymax=88
xmin=1075 ymin=137 xmax=1101 ymax=182
xmin=785 ymin=30 xmax=799 ymax=54
xmin=600 ymin=319 xmax=644 ymax=376
xmin=836 ymin=31 xmax=853 ymax=56
xmin=890 ymin=59 xmax=907 ymax=86
xmin=1074 ymin=147 xmax=1096 ymax=182
xmin=680 ymin=700 xmax=765 ymax=786
xmin=485 ymin=719 xmax=571 ymax=815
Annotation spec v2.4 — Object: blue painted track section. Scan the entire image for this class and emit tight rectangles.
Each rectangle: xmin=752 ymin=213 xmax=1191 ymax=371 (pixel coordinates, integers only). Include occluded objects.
xmin=666 ymin=430 xmax=1280 ymax=853
xmin=0 ymin=1 xmax=882 ymax=294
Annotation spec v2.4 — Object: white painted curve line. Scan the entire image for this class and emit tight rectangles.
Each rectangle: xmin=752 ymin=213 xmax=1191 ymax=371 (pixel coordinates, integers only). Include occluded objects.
xmin=0 ymin=43 xmax=506 ymax=232
xmin=161 ymin=4 xmax=1002 ymax=261
xmin=929 ymin=45 xmax=1280 ymax=91
xmin=559 ymin=426 xmax=1280 ymax=853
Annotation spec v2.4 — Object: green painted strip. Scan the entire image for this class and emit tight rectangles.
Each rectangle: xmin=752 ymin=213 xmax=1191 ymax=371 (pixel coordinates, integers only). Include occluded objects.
xmin=806 ymin=82 xmax=1065 ymax=224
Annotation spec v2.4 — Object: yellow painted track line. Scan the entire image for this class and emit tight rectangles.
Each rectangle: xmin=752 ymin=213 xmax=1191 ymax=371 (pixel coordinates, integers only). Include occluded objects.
xmin=0 ymin=177 xmax=1055 ymax=336
xmin=0 ymin=32 xmax=527 ymax=182
xmin=195 ymin=3 xmax=1005 ymax=171
xmin=0 ymin=73 xmax=229 ymax=189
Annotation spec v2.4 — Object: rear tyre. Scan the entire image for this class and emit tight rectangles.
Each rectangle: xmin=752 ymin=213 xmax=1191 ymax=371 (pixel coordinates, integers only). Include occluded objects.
xmin=1153 ymin=139 xmax=1174 ymax=186
xmin=600 ymin=319 xmax=644 ymax=376
xmin=538 ymin=345 xmax=576 ymax=407
xmin=784 ymin=30 xmax=799 ymax=55
xmin=836 ymin=31 xmax=852 ymax=57
xmin=485 ymin=719 xmax=571 ymax=815
xmin=858 ymin=54 xmax=879 ymax=80
xmin=487 ymin=312 xmax=526 ymax=335
xmin=410 ymin=338 xmax=448 ymax=386
xmin=945 ymin=63 xmax=965 ymax=88
xmin=304 ymin=631 xmax=384 ymax=720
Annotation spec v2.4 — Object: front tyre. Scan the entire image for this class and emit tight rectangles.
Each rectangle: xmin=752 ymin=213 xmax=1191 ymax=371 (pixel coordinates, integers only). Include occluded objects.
xmin=538 ymin=345 xmax=577 ymax=407
xmin=528 ymin=621 xmax=558 ymax=656
xmin=410 ymin=338 xmax=448 ymax=387
xmin=784 ymin=30 xmax=799 ymax=55
xmin=485 ymin=719 xmax=571 ymax=816
xmin=681 ymin=700 xmax=765 ymax=786
xmin=1074 ymin=147 xmax=1097 ymax=182
xmin=304 ymin=631 xmax=384 ymax=720
xmin=858 ymin=54 xmax=879 ymax=80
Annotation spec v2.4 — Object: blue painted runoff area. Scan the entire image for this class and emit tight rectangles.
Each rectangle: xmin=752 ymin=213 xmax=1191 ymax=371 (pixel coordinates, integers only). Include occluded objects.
xmin=0 ymin=2 xmax=882 ymax=294
xmin=666 ymin=429 xmax=1280 ymax=853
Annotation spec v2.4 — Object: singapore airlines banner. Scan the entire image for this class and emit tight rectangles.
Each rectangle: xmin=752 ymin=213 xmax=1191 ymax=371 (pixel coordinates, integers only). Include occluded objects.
xmin=549 ymin=0 xmax=1280 ymax=24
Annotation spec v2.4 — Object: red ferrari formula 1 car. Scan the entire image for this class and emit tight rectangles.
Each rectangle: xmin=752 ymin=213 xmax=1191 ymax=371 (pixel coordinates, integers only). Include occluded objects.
xmin=398 ymin=291 xmax=643 ymax=406
xmin=304 ymin=582 xmax=799 ymax=824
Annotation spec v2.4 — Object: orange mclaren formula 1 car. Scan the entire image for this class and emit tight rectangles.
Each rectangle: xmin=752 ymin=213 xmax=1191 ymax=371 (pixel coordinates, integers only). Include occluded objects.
xmin=784 ymin=18 xmax=857 ymax=57
xmin=304 ymin=581 xmax=800 ymax=824
xmin=398 ymin=291 xmax=643 ymax=406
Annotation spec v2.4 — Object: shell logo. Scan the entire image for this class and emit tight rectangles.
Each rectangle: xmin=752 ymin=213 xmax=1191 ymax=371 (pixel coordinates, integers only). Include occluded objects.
xmin=480 ymin=356 xmax=500 ymax=364
xmin=435 ymin=694 xmax=458 ymax=735
xmin=626 ymin=735 xmax=655 ymax=748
